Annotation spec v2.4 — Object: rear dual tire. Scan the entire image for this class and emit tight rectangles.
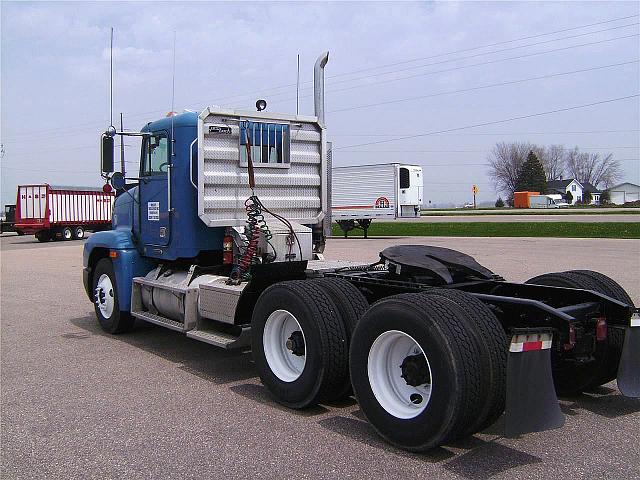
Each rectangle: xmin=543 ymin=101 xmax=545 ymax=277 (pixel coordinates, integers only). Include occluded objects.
xmin=251 ymin=281 xmax=350 ymax=409
xmin=252 ymin=279 xmax=368 ymax=408
xmin=525 ymin=270 xmax=633 ymax=394
xmin=350 ymin=292 xmax=504 ymax=451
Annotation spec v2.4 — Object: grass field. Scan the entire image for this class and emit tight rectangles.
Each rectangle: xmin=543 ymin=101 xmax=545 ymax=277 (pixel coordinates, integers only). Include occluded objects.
xmin=420 ymin=209 xmax=640 ymax=216
xmin=332 ymin=222 xmax=640 ymax=239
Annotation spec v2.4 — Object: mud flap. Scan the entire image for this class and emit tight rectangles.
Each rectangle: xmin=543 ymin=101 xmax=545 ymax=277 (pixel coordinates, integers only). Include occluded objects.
xmin=617 ymin=312 xmax=640 ymax=398
xmin=504 ymin=331 xmax=565 ymax=438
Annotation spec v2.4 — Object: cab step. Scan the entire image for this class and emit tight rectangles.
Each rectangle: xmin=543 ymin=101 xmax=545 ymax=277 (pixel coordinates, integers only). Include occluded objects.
xmin=131 ymin=310 xmax=185 ymax=332
xmin=187 ymin=327 xmax=251 ymax=349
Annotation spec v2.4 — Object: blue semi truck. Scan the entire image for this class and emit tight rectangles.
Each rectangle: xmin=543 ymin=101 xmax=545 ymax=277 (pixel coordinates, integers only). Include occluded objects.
xmin=83 ymin=52 xmax=639 ymax=451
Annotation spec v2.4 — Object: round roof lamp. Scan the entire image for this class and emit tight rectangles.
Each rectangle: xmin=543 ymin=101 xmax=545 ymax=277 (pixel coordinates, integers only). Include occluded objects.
xmin=256 ymin=99 xmax=267 ymax=112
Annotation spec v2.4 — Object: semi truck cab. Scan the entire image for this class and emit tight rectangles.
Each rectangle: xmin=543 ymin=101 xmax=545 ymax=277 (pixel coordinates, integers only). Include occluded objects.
xmin=82 ymin=50 xmax=639 ymax=453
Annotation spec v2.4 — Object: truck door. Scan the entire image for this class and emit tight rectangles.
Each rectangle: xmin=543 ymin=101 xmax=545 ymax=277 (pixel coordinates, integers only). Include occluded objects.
xmin=139 ymin=131 xmax=171 ymax=247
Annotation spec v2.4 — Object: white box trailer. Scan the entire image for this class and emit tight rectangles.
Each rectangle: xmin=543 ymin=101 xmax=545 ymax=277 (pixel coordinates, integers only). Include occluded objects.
xmin=529 ymin=195 xmax=560 ymax=209
xmin=15 ymin=184 xmax=114 ymax=241
xmin=331 ymin=163 xmax=423 ymax=237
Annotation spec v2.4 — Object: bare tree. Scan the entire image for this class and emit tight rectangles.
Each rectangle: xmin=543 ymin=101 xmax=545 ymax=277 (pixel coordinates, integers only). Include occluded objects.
xmin=487 ymin=142 xmax=533 ymax=198
xmin=541 ymin=145 xmax=566 ymax=181
xmin=565 ymin=148 xmax=621 ymax=188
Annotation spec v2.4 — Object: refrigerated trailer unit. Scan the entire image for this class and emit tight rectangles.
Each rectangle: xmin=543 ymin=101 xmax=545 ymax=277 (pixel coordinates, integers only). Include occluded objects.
xmin=15 ymin=184 xmax=114 ymax=241
xmin=332 ymin=163 xmax=423 ymax=237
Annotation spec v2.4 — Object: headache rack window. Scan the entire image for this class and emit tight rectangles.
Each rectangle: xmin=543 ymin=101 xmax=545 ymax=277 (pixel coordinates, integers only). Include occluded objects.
xmin=239 ymin=121 xmax=290 ymax=167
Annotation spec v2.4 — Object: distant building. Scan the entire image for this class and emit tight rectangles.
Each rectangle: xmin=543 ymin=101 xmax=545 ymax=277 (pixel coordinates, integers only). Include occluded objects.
xmin=546 ymin=179 xmax=602 ymax=205
xmin=581 ymin=182 xmax=602 ymax=205
xmin=546 ymin=179 xmax=583 ymax=205
xmin=606 ymin=182 xmax=640 ymax=205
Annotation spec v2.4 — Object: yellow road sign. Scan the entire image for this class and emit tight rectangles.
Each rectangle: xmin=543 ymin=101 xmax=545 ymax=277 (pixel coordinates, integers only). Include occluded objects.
xmin=472 ymin=184 xmax=478 ymax=194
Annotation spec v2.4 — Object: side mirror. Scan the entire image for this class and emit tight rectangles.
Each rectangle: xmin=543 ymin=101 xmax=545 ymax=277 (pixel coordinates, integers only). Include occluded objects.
xmin=101 ymin=134 xmax=114 ymax=173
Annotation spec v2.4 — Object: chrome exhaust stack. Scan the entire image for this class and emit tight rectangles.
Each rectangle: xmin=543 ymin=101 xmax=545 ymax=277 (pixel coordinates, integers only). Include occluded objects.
xmin=314 ymin=51 xmax=329 ymax=125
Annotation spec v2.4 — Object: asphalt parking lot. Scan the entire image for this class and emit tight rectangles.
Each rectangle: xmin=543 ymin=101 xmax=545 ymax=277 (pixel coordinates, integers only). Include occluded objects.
xmin=1 ymin=233 xmax=639 ymax=479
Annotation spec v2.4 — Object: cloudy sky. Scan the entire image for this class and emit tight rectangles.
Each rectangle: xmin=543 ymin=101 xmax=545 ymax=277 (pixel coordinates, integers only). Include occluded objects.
xmin=1 ymin=1 xmax=638 ymax=207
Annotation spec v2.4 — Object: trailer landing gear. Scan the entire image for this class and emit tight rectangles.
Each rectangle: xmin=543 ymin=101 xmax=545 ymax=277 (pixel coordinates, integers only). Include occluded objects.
xmin=336 ymin=219 xmax=372 ymax=238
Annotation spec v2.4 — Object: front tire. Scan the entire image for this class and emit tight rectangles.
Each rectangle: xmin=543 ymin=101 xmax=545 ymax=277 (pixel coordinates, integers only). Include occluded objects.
xmin=251 ymin=281 xmax=349 ymax=408
xmin=35 ymin=230 xmax=50 ymax=242
xmin=92 ymin=258 xmax=134 ymax=334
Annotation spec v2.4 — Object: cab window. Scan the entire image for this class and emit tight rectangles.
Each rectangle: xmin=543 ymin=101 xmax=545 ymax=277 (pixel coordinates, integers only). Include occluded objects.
xmin=141 ymin=133 xmax=169 ymax=176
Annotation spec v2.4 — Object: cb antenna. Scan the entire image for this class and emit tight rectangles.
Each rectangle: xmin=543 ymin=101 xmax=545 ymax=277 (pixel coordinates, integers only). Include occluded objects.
xmin=109 ymin=27 xmax=114 ymax=131
xmin=170 ymin=31 xmax=176 ymax=158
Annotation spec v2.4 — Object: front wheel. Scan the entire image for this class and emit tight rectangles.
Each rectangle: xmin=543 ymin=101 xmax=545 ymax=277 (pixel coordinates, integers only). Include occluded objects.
xmin=35 ymin=230 xmax=50 ymax=242
xmin=92 ymin=258 xmax=134 ymax=334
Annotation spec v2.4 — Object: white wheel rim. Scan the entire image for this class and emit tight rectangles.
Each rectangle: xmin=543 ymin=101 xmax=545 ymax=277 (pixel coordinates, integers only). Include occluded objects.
xmin=64 ymin=229 xmax=72 ymax=239
xmin=263 ymin=309 xmax=306 ymax=382
xmin=95 ymin=273 xmax=115 ymax=318
xmin=76 ymin=228 xmax=84 ymax=238
xmin=368 ymin=330 xmax=433 ymax=419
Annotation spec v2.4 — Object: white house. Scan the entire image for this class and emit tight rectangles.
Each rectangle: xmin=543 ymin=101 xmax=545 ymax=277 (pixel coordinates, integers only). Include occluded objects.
xmin=546 ymin=179 xmax=603 ymax=205
xmin=607 ymin=182 xmax=640 ymax=205
xmin=546 ymin=179 xmax=583 ymax=205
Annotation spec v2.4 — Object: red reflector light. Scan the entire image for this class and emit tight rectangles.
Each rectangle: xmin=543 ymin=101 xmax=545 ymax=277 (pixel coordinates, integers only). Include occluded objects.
xmin=510 ymin=333 xmax=552 ymax=353
xmin=223 ymin=235 xmax=234 ymax=265
xmin=596 ymin=317 xmax=607 ymax=341
xmin=109 ymin=250 xmax=118 ymax=258
xmin=103 ymin=183 xmax=113 ymax=193
xmin=564 ymin=325 xmax=577 ymax=351
xmin=523 ymin=341 xmax=543 ymax=352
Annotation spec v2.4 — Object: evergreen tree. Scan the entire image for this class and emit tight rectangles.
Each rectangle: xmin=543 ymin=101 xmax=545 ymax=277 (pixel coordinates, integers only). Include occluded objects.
xmin=495 ymin=197 xmax=505 ymax=208
xmin=565 ymin=190 xmax=573 ymax=204
xmin=514 ymin=151 xmax=547 ymax=193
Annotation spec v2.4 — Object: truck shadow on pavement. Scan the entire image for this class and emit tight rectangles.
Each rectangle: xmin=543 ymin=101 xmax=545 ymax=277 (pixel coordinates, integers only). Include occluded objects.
xmin=70 ymin=314 xmax=258 ymax=386
xmin=69 ymin=313 xmax=638 ymax=477
xmin=559 ymin=387 xmax=640 ymax=418
xmin=318 ymin=414 xmax=542 ymax=477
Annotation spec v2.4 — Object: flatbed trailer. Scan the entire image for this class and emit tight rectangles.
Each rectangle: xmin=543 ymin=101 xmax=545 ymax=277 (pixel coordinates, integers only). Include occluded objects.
xmin=83 ymin=51 xmax=639 ymax=452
